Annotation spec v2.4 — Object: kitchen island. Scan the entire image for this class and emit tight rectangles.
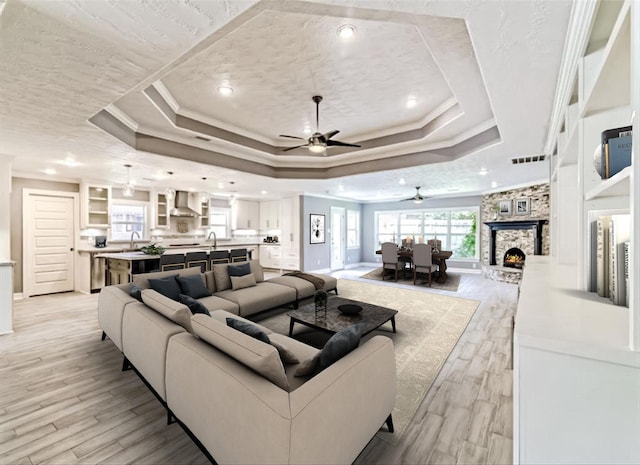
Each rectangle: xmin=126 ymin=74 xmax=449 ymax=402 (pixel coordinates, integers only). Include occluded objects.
xmin=96 ymin=246 xmax=262 ymax=286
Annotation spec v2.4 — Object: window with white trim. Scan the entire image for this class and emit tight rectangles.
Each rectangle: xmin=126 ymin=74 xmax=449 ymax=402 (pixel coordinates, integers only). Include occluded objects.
xmin=209 ymin=207 xmax=231 ymax=239
xmin=110 ymin=202 xmax=147 ymax=241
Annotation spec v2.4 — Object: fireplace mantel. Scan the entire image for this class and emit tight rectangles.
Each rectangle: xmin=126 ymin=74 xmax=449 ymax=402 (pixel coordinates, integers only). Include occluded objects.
xmin=484 ymin=219 xmax=549 ymax=265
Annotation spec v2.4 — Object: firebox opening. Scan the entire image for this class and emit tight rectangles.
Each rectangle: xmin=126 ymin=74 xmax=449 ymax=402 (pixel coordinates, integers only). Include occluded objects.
xmin=504 ymin=247 xmax=526 ymax=269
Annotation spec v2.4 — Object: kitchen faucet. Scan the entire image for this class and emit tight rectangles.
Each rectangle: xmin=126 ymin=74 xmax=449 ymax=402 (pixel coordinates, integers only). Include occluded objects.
xmin=207 ymin=231 xmax=217 ymax=250
xmin=130 ymin=231 xmax=140 ymax=249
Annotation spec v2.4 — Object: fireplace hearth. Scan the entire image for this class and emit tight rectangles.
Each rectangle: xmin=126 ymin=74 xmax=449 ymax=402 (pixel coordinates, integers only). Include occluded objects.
xmin=504 ymin=247 xmax=526 ymax=268
xmin=484 ymin=219 xmax=548 ymax=266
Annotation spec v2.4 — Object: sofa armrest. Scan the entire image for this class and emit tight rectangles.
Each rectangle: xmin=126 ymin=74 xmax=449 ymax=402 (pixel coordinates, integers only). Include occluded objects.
xmin=289 ymin=335 xmax=396 ymax=464
xmin=97 ymin=285 xmax=138 ymax=352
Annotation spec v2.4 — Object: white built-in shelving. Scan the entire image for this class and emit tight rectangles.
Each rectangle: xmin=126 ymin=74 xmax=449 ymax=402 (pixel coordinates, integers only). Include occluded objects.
xmin=515 ymin=0 xmax=640 ymax=464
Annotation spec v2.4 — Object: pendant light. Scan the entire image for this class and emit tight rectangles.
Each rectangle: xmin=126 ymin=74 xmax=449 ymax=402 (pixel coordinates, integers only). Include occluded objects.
xmin=122 ymin=164 xmax=135 ymax=197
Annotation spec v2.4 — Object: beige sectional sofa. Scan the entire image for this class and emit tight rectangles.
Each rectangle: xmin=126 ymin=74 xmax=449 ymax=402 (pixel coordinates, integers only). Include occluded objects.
xmin=97 ymin=260 xmax=395 ymax=464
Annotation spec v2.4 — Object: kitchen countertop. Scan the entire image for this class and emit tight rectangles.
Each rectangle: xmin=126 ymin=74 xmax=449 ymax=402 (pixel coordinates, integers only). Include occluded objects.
xmin=78 ymin=241 xmax=276 ymax=253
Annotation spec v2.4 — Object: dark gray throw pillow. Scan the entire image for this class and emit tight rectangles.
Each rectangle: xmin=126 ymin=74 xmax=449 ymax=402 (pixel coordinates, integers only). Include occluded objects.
xmin=129 ymin=283 xmax=144 ymax=302
xmin=226 ymin=317 xmax=270 ymax=344
xmin=179 ymin=294 xmax=211 ymax=316
xmin=228 ymin=262 xmax=251 ymax=277
xmin=148 ymin=275 xmax=181 ymax=301
xmin=176 ymin=274 xmax=212 ymax=299
xmin=317 ymin=323 xmax=364 ymax=372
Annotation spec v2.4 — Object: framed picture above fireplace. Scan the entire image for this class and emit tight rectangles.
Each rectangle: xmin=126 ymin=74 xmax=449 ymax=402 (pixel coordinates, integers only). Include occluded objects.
xmin=515 ymin=198 xmax=531 ymax=216
xmin=499 ymin=200 xmax=512 ymax=216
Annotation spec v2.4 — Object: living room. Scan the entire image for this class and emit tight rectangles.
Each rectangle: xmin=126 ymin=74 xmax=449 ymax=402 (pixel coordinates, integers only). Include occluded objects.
xmin=1 ymin=1 xmax=639 ymax=464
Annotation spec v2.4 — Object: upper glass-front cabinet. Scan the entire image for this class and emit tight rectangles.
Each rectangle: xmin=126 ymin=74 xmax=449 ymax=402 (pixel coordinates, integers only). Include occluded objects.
xmin=81 ymin=182 xmax=111 ymax=228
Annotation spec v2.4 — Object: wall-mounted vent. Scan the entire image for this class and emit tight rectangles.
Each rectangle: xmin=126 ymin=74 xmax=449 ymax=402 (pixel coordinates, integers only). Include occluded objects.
xmin=511 ymin=154 xmax=546 ymax=164
xmin=194 ymin=135 xmax=212 ymax=142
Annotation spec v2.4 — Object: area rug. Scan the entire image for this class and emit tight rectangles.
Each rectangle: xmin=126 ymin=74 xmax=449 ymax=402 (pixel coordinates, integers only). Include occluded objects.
xmin=360 ymin=267 xmax=461 ymax=292
xmin=252 ymin=279 xmax=480 ymax=445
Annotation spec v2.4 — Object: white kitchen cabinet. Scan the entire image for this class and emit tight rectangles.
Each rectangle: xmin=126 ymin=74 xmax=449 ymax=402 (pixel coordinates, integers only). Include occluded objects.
xmin=259 ymin=200 xmax=280 ymax=230
xmin=81 ymin=182 xmax=111 ymax=228
xmin=199 ymin=198 xmax=210 ymax=229
xmin=515 ymin=1 xmax=640 ymax=463
xmin=259 ymin=244 xmax=280 ymax=269
xmin=151 ymin=190 xmax=170 ymax=230
xmin=233 ymin=200 xmax=259 ymax=230
xmin=280 ymin=196 xmax=300 ymax=270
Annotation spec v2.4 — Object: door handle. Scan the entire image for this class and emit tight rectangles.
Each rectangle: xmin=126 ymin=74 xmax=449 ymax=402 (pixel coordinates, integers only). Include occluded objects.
xmin=70 ymin=248 xmax=74 ymax=251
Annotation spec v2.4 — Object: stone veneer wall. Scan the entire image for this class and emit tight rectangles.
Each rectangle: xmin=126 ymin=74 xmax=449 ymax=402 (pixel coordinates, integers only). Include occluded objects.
xmin=481 ymin=183 xmax=550 ymax=266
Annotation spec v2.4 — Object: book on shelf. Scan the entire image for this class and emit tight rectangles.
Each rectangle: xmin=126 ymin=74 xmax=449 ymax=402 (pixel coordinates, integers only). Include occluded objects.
xmin=624 ymin=241 xmax=630 ymax=309
xmin=600 ymin=126 xmax=632 ymax=179
xmin=608 ymin=214 xmax=630 ymax=306
xmin=596 ymin=216 xmax=611 ymax=298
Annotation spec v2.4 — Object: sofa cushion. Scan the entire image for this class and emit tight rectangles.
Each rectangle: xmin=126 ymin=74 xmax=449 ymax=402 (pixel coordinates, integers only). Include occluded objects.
xmin=295 ymin=324 xmax=364 ymax=376
xmin=141 ymin=289 xmax=193 ymax=333
xmin=226 ymin=317 xmax=270 ymax=344
xmin=213 ymin=264 xmax=232 ymax=292
xmin=230 ymin=273 xmax=257 ymax=291
xmin=228 ymin=262 xmax=251 ymax=277
xmin=191 ymin=314 xmax=289 ymax=391
xmin=177 ymin=274 xmax=211 ymax=299
xmin=270 ymin=339 xmax=300 ymax=365
xmin=249 ymin=260 xmax=264 ymax=283
xmin=179 ymin=294 xmax=211 ymax=316
xmin=148 ymin=275 xmax=181 ymax=301
xmin=132 ymin=266 xmax=201 ymax=290
xmin=214 ymin=282 xmax=297 ymax=317
xmin=129 ymin=283 xmax=144 ymax=302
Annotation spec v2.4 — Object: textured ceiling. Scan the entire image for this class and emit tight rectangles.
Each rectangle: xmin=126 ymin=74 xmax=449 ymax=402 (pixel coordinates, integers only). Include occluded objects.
xmin=0 ymin=0 xmax=573 ymax=202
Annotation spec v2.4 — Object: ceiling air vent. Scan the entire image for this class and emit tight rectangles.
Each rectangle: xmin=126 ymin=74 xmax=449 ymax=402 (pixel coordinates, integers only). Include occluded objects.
xmin=511 ymin=154 xmax=546 ymax=165
xmin=194 ymin=135 xmax=212 ymax=142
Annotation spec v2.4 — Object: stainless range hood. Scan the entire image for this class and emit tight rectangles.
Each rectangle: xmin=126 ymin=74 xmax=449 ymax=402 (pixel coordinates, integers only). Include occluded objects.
xmin=170 ymin=191 xmax=201 ymax=217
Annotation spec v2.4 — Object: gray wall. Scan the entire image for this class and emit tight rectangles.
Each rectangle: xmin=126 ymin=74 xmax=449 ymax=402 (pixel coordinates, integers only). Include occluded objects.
xmin=301 ymin=195 xmax=362 ymax=271
xmin=361 ymin=195 xmax=483 ymax=268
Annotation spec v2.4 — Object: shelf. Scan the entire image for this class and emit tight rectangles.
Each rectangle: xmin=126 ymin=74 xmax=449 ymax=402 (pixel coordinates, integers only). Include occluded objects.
xmin=580 ymin=0 xmax=630 ymax=117
xmin=584 ymin=166 xmax=631 ymax=200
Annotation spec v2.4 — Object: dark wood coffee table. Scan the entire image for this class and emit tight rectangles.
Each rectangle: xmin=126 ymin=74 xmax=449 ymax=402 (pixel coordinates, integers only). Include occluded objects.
xmin=287 ymin=296 xmax=397 ymax=337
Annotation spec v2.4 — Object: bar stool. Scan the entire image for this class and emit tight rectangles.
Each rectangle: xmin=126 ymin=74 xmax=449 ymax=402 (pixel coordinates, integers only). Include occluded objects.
xmin=159 ymin=254 xmax=185 ymax=271
xmin=185 ymin=251 xmax=207 ymax=272
xmin=208 ymin=250 xmax=230 ymax=269
xmin=229 ymin=248 xmax=247 ymax=263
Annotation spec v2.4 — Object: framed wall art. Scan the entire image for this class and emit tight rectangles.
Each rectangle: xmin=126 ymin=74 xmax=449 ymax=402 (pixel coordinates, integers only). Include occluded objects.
xmin=515 ymin=198 xmax=531 ymax=215
xmin=310 ymin=214 xmax=325 ymax=244
xmin=499 ymin=199 xmax=512 ymax=216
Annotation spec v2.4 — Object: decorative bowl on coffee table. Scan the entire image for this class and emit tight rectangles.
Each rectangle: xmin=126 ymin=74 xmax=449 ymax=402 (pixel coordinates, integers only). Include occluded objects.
xmin=338 ymin=304 xmax=362 ymax=315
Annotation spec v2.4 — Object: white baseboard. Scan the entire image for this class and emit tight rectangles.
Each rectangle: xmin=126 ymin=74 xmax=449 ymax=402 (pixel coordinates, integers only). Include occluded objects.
xmin=14 ymin=293 xmax=24 ymax=300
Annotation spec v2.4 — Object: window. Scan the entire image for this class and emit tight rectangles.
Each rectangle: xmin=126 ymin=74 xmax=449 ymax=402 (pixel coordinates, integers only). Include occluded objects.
xmin=374 ymin=207 xmax=479 ymax=259
xmin=209 ymin=207 xmax=230 ymax=239
xmin=347 ymin=210 xmax=360 ymax=248
xmin=110 ymin=202 xmax=147 ymax=241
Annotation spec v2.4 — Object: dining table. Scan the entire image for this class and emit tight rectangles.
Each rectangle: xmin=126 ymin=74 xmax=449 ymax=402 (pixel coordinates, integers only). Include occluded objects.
xmin=375 ymin=248 xmax=453 ymax=283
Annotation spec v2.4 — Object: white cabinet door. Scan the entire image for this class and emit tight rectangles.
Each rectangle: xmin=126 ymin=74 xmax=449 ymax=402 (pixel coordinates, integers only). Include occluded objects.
xmin=81 ymin=182 xmax=111 ymax=228
xmin=260 ymin=200 xmax=280 ymax=230
xmin=280 ymin=196 xmax=299 ymax=269
xmin=233 ymin=200 xmax=259 ymax=229
xmin=151 ymin=190 xmax=170 ymax=229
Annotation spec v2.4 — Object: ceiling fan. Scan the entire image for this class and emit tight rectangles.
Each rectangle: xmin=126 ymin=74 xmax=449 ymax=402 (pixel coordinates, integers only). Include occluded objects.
xmin=401 ymin=186 xmax=428 ymax=204
xmin=279 ymin=95 xmax=361 ymax=155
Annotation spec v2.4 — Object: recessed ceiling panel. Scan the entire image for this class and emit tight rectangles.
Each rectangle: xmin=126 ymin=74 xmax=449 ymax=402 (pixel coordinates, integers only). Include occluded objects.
xmin=160 ymin=9 xmax=454 ymax=142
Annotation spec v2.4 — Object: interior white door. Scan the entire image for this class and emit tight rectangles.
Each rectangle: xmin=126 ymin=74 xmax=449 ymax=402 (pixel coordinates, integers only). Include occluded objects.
xmin=24 ymin=191 xmax=76 ymax=297
xmin=330 ymin=207 xmax=345 ymax=270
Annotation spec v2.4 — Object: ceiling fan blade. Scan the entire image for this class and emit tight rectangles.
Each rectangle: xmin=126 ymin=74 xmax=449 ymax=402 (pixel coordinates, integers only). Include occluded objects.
xmin=279 ymin=134 xmax=306 ymax=140
xmin=326 ymin=139 xmax=361 ymax=148
xmin=282 ymin=144 xmax=308 ymax=152
xmin=322 ymin=129 xmax=339 ymax=140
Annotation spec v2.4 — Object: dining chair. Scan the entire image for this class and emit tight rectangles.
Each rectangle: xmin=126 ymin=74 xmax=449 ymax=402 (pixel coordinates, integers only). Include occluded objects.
xmin=229 ymin=248 xmax=248 ymax=263
xmin=208 ymin=250 xmax=230 ymax=269
xmin=427 ymin=239 xmax=442 ymax=252
xmin=381 ymin=242 xmax=401 ymax=282
xmin=412 ymin=243 xmax=433 ymax=286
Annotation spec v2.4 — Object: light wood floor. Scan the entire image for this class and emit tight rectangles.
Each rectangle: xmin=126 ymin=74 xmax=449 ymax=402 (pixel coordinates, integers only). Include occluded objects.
xmin=0 ymin=267 xmax=517 ymax=464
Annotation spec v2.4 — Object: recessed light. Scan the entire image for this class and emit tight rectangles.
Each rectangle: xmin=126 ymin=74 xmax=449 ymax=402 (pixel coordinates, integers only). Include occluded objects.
xmin=217 ymin=84 xmax=233 ymax=96
xmin=44 ymin=168 xmax=56 ymax=175
xmin=303 ymin=127 xmax=312 ymax=135
xmin=337 ymin=24 xmax=356 ymax=39
xmin=406 ymin=97 xmax=418 ymax=109
xmin=261 ymin=190 xmax=268 ymax=195
xmin=399 ymin=178 xmax=406 ymax=185
xmin=479 ymin=167 xmax=488 ymax=176
xmin=491 ymin=181 xmax=498 ymax=188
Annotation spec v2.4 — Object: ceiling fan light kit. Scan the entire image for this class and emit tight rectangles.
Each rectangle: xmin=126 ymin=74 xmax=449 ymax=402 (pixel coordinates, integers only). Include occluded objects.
xmin=402 ymin=186 xmax=428 ymax=204
xmin=280 ymin=95 xmax=361 ymax=155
